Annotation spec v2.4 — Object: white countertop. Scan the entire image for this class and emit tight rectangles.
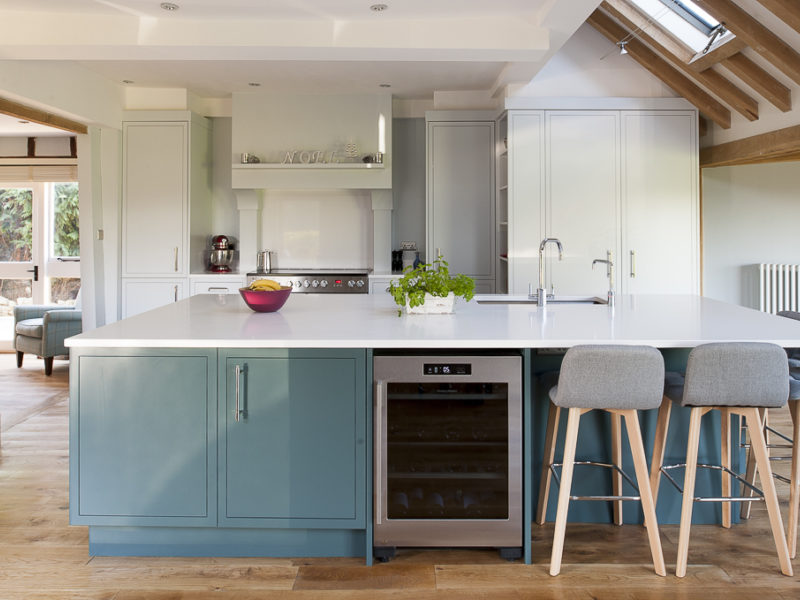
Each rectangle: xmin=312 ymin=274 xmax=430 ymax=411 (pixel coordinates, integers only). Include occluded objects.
xmin=66 ymin=293 xmax=800 ymax=349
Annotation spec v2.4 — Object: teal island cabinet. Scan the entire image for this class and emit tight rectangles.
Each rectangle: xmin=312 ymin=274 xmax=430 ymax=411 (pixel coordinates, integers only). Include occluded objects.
xmin=69 ymin=347 xmax=369 ymax=558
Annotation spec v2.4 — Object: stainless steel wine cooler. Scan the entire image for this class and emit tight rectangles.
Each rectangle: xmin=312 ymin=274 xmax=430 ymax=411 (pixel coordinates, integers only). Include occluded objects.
xmin=373 ymin=354 xmax=523 ymax=560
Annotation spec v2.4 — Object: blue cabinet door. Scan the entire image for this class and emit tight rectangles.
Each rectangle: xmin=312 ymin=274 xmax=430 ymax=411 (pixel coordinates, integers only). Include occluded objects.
xmin=219 ymin=349 xmax=366 ymax=528
xmin=70 ymin=349 xmax=217 ymax=526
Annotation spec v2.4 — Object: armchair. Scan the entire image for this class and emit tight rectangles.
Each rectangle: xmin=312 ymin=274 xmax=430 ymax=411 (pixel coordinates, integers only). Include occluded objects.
xmin=14 ymin=299 xmax=83 ymax=376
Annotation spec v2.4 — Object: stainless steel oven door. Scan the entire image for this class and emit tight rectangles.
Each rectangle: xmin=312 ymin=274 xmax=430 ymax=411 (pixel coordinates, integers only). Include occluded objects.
xmin=373 ymin=355 xmax=522 ymax=548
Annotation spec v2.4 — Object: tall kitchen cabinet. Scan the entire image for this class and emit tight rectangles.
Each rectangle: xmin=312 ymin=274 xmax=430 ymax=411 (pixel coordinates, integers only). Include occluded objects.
xmin=504 ymin=103 xmax=698 ymax=296
xmin=426 ymin=113 xmax=496 ymax=293
xmin=120 ymin=111 xmax=213 ymax=318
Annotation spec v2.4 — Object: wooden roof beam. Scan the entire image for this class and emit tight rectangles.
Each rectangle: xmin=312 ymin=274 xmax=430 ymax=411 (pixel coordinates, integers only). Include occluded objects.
xmin=722 ymin=52 xmax=792 ymax=111
xmin=601 ymin=1 xmax=758 ymax=121
xmin=695 ymin=0 xmax=800 ymax=86
xmin=700 ymin=123 xmax=800 ymax=167
xmin=0 ymin=97 xmax=87 ymax=135
xmin=755 ymin=0 xmax=800 ymax=36
xmin=688 ymin=37 xmax=747 ymax=71
xmin=587 ymin=10 xmax=731 ymax=129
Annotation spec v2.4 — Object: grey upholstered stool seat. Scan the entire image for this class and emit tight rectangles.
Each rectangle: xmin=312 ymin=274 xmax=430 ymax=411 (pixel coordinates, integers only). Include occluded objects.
xmin=650 ymin=342 xmax=793 ymax=578
xmin=739 ymin=312 xmax=800 ymax=561
xmin=537 ymin=345 xmax=666 ymax=577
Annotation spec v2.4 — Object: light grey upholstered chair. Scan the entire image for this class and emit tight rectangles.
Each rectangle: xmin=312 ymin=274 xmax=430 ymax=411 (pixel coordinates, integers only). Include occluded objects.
xmin=738 ymin=311 xmax=800 ymax=560
xmin=651 ymin=342 xmax=793 ymax=578
xmin=540 ymin=345 xmax=666 ymax=577
xmin=13 ymin=290 xmax=82 ymax=375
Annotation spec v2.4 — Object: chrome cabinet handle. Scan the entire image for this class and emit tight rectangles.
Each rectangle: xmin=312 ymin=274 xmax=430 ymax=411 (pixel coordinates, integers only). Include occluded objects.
xmin=375 ymin=382 xmax=383 ymax=525
xmin=174 ymin=285 xmax=178 ymax=302
xmin=208 ymin=287 xmax=228 ymax=292
xmin=174 ymin=247 xmax=179 ymax=272
xmin=630 ymin=250 xmax=636 ymax=278
xmin=234 ymin=364 xmax=242 ymax=423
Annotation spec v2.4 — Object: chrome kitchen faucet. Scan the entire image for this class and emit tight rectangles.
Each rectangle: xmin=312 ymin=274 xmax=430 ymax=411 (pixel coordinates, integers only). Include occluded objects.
xmin=592 ymin=250 xmax=615 ymax=307
xmin=531 ymin=238 xmax=564 ymax=307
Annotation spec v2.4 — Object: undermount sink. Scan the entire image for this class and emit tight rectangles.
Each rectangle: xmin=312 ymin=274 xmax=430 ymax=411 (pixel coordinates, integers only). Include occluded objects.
xmin=475 ymin=294 xmax=608 ymax=305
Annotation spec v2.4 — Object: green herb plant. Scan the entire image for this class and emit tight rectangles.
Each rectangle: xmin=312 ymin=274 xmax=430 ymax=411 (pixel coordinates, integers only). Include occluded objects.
xmin=388 ymin=254 xmax=475 ymax=316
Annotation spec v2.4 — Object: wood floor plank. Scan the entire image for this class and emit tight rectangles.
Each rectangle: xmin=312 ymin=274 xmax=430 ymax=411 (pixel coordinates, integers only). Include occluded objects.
xmin=293 ymin=563 xmax=436 ymax=590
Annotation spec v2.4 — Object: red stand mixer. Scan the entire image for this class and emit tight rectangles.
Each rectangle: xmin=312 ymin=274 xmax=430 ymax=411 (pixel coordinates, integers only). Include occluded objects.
xmin=208 ymin=235 xmax=234 ymax=272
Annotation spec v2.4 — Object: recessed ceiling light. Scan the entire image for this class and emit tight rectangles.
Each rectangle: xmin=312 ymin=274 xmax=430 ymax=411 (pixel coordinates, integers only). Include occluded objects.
xmin=379 ymin=83 xmax=391 ymax=88
xmin=248 ymin=82 xmax=261 ymax=87
xmin=160 ymin=2 xmax=179 ymax=11
xmin=370 ymin=4 xmax=388 ymax=12
xmin=122 ymin=79 xmax=134 ymax=84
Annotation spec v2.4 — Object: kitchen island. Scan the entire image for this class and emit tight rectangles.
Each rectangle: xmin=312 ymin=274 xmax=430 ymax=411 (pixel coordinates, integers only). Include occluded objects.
xmin=66 ymin=294 xmax=800 ymax=562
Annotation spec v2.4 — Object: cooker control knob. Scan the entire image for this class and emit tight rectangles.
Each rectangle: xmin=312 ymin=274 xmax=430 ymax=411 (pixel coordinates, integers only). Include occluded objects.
xmin=311 ymin=280 xmax=320 ymax=288
xmin=320 ymin=280 xmax=329 ymax=288
xmin=303 ymin=279 xmax=311 ymax=288
xmin=356 ymin=280 xmax=365 ymax=288
xmin=294 ymin=280 xmax=302 ymax=288
xmin=347 ymin=280 xmax=355 ymax=288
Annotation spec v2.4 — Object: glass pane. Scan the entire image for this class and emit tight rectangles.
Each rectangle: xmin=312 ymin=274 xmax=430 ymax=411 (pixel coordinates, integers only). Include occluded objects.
xmin=386 ymin=382 xmax=509 ymax=519
xmin=0 ymin=187 xmax=33 ymax=262
xmin=52 ymin=182 xmax=80 ymax=257
xmin=0 ymin=278 xmax=32 ymax=343
xmin=50 ymin=277 xmax=81 ymax=305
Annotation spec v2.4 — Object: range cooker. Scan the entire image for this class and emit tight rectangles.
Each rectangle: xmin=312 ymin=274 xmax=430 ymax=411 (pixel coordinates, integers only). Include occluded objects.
xmin=246 ymin=269 xmax=369 ymax=294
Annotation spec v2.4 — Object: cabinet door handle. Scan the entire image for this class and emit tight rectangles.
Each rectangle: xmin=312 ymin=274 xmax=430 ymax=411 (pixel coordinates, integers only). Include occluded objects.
xmin=208 ymin=287 xmax=228 ymax=292
xmin=174 ymin=285 xmax=178 ymax=302
xmin=174 ymin=247 xmax=179 ymax=272
xmin=234 ymin=364 xmax=242 ymax=423
xmin=375 ymin=382 xmax=384 ymax=525
xmin=630 ymin=250 xmax=636 ymax=278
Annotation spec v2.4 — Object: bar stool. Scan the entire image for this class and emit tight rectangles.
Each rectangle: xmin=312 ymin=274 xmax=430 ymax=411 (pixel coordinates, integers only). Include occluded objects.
xmin=539 ymin=345 xmax=666 ymax=577
xmin=739 ymin=311 xmax=800 ymax=559
xmin=650 ymin=342 xmax=793 ymax=578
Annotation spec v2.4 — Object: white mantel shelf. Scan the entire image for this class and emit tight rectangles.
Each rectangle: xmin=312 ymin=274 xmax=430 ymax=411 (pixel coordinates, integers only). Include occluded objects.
xmin=233 ymin=163 xmax=384 ymax=169
xmin=67 ymin=293 xmax=800 ymax=349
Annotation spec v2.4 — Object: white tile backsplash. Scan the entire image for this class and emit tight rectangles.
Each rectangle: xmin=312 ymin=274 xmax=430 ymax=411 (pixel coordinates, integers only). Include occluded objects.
xmin=260 ymin=189 xmax=373 ymax=269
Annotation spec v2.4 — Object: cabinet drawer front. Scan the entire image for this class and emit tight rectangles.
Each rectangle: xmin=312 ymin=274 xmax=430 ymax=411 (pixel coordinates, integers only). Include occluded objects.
xmin=220 ymin=350 xmax=366 ymax=528
xmin=192 ymin=280 xmax=245 ymax=295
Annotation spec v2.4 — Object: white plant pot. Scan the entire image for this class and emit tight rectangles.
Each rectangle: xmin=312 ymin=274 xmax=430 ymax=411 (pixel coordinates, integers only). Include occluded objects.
xmin=405 ymin=292 xmax=455 ymax=314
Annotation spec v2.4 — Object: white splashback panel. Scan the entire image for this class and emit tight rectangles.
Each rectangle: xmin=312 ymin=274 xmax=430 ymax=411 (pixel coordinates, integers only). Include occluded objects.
xmin=261 ymin=190 xmax=373 ymax=269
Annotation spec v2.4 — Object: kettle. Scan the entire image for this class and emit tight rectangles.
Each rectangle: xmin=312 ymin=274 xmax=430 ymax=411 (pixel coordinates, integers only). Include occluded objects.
xmin=257 ymin=250 xmax=272 ymax=273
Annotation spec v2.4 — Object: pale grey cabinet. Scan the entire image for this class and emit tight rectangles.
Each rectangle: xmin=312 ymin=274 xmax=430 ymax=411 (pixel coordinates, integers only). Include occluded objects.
xmin=426 ymin=115 xmax=496 ymax=291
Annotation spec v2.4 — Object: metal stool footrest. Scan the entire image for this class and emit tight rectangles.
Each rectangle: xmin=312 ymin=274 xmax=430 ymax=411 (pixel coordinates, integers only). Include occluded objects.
xmin=660 ymin=463 xmax=765 ymax=503
xmin=550 ymin=461 xmax=641 ymax=502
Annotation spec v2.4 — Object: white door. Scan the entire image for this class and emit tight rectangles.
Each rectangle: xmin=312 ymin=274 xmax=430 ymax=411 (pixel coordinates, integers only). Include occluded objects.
xmin=122 ymin=121 xmax=187 ymax=276
xmin=0 ymin=182 xmax=81 ymax=350
xmin=427 ymin=121 xmax=495 ymax=281
xmin=621 ymin=112 xmax=698 ymax=294
xmin=545 ymin=111 xmax=620 ymax=297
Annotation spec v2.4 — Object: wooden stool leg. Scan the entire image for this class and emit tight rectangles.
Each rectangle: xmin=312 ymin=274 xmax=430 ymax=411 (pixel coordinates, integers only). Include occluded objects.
xmin=649 ymin=398 xmax=671 ymax=509
xmin=676 ymin=406 xmax=705 ymax=578
xmin=536 ymin=402 xmax=560 ymax=525
xmin=740 ymin=408 xmax=763 ymax=520
xmin=741 ymin=406 xmax=793 ymax=576
xmin=550 ymin=407 xmax=583 ymax=577
xmin=720 ymin=408 xmax=731 ymax=529
xmin=611 ymin=412 xmax=623 ymax=526
xmin=621 ymin=409 xmax=666 ymax=576
xmin=786 ymin=399 xmax=799 ymax=559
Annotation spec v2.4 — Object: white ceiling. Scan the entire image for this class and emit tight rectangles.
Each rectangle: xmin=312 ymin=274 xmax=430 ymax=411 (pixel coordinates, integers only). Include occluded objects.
xmin=0 ymin=112 xmax=71 ymax=136
xmin=0 ymin=0 xmax=603 ymax=134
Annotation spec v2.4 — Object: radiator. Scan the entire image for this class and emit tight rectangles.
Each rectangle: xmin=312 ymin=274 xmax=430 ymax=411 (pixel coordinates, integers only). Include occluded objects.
xmin=754 ymin=263 xmax=800 ymax=314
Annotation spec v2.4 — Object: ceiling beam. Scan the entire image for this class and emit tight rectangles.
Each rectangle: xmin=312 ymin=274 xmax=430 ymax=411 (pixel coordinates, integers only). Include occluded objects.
xmin=754 ymin=0 xmax=800 ymax=35
xmin=722 ymin=52 xmax=792 ymax=111
xmin=694 ymin=0 xmax=800 ymax=85
xmin=688 ymin=37 xmax=747 ymax=71
xmin=700 ymin=123 xmax=800 ymax=167
xmin=601 ymin=1 xmax=758 ymax=121
xmin=587 ymin=10 xmax=731 ymax=128
xmin=0 ymin=97 xmax=87 ymax=135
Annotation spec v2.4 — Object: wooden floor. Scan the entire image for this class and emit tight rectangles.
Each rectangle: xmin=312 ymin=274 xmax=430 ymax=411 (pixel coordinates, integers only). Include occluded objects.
xmin=0 ymin=353 xmax=798 ymax=599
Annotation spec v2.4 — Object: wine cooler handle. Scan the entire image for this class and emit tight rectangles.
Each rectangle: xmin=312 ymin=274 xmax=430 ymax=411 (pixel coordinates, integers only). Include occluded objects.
xmin=234 ymin=364 xmax=242 ymax=423
xmin=375 ymin=381 xmax=383 ymax=525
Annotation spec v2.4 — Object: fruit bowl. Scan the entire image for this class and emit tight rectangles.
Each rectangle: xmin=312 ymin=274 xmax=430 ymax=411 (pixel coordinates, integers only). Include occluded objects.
xmin=239 ymin=286 xmax=292 ymax=312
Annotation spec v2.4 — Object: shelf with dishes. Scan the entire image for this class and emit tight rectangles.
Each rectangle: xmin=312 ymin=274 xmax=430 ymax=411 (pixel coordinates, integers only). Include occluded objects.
xmin=232 ymin=162 xmax=385 ymax=169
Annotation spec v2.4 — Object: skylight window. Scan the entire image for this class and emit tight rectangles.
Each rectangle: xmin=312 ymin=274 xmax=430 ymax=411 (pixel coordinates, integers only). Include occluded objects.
xmin=628 ymin=0 xmax=732 ymax=53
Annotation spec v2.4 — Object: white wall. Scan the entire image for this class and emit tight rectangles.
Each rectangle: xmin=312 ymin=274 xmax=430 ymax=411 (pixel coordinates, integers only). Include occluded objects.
xmin=703 ymin=162 xmax=800 ymax=307
xmin=392 ymin=118 xmax=426 ymax=259
xmin=210 ymin=118 xmax=239 ymax=240
xmin=513 ymin=24 xmax=678 ymax=98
